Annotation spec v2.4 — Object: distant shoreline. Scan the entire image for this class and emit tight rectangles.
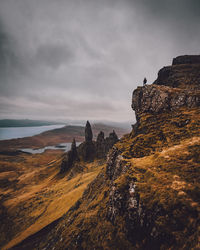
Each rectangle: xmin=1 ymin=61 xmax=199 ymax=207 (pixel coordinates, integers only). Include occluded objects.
xmin=0 ymin=119 xmax=65 ymax=128
xmin=0 ymin=124 xmax=66 ymax=141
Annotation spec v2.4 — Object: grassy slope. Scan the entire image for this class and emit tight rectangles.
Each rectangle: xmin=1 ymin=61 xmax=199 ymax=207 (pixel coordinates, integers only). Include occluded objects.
xmin=0 ymin=150 xmax=104 ymax=249
xmin=28 ymin=107 xmax=200 ymax=249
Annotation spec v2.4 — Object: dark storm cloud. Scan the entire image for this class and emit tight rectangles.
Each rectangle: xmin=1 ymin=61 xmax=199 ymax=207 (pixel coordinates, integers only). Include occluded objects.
xmin=0 ymin=0 xmax=200 ymax=122
xmin=135 ymin=0 xmax=200 ymax=38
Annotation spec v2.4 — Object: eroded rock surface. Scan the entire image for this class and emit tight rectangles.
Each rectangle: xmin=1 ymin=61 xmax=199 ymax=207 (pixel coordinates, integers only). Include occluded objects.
xmin=154 ymin=55 xmax=200 ymax=89
xmin=132 ymin=84 xmax=200 ymax=119
xmin=132 ymin=55 xmax=200 ymax=120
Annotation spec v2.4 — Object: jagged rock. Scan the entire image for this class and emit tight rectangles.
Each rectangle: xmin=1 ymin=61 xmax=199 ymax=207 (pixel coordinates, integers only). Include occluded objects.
xmin=153 ymin=55 xmax=200 ymax=89
xmin=105 ymin=130 xmax=119 ymax=151
xmin=78 ymin=141 xmax=95 ymax=162
xmin=96 ymin=131 xmax=104 ymax=142
xmin=132 ymin=84 xmax=200 ymax=119
xmin=95 ymin=130 xmax=119 ymax=159
xmin=108 ymin=130 xmax=119 ymax=143
xmin=172 ymin=55 xmax=200 ymax=65
xmin=60 ymin=138 xmax=79 ymax=173
xmin=96 ymin=131 xmax=106 ymax=159
xmin=85 ymin=121 xmax=93 ymax=142
xmin=77 ymin=121 xmax=95 ymax=162
xmin=132 ymin=56 xmax=200 ymax=120
xmin=71 ymin=138 xmax=79 ymax=161
xmin=78 ymin=125 xmax=119 ymax=161
xmin=60 ymin=150 xmax=74 ymax=174
xmin=60 ymin=121 xmax=119 ymax=172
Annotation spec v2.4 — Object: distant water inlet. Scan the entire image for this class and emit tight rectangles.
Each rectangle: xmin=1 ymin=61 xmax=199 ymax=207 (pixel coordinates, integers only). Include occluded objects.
xmin=21 ymin=142 xmax=81 ymax=154
xmin=0 ymin=125 xmax=65 ymax=140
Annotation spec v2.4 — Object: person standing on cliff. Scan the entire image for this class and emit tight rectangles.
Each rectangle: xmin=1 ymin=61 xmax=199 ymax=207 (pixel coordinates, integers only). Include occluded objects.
xmin=143 ymin=77 xmax=147 ymax=86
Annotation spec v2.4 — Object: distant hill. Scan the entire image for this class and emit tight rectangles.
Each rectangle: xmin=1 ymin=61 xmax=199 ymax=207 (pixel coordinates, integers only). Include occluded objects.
xmin=0 ymin=119 xmax=65 ymax=127
xmin=0 ymin=123 xmax=129 ymax=151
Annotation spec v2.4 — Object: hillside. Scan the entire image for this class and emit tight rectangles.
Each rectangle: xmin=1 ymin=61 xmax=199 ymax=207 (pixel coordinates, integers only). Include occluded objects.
xmin=0 ymin=119 xmax=64 ymax=128
xmin=0 ymin=124 xmax=128 ymax=152
xmin=0 ymin=150 xmax=105 ymax=250
xmin=0 ymin=123 xmax=127 ymax=249
xmin=1 ymin=55 xmax=200 ymax=249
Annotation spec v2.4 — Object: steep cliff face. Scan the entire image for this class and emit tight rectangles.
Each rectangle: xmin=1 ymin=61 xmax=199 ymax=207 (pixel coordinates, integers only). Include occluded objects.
xmin=153 ymin=55 xmax=200 ymax=89
xmin=14 ymin=56 xmax=200 ymax=250
xmin=132 ymin=55 xmax=200 ymax=120
xmin=132 ymin=84 xmax=200 ymax=119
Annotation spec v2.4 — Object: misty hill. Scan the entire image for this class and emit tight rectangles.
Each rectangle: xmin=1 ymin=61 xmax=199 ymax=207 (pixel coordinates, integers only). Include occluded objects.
xmin=0 ymin=119 xmax=65 ymax=128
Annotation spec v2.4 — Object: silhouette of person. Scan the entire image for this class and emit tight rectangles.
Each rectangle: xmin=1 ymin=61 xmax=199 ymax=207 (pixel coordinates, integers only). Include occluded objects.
xmin=143 ymin=77 xmax=147 ymax=86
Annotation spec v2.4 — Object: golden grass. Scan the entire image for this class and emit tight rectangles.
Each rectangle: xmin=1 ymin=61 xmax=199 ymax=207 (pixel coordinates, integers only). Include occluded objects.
xmin=22 ymin=108 xmax=199 ymax=250
xmin=1 ymin=107 xmax=199 ymax=249
xmin=0 ymin=150 xmax=104 ymax=250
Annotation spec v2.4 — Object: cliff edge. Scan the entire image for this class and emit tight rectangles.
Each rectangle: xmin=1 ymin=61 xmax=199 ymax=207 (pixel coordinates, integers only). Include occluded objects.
xmin=132 ymin=55 xmax=200 ymax=120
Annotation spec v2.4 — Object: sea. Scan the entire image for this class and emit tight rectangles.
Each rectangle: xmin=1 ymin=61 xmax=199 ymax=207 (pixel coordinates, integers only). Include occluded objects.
xmin=0 ymin=124 xmax=65 ymax=141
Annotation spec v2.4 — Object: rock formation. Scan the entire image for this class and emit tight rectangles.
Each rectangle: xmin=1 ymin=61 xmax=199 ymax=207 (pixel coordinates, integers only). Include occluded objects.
xmin=96 ymin=130 xmax=119 ymax=159
xmin=154 ymin=55 xmax=200 ymax=89
xmin=85 ymin=120 xmax=93 ymax=142
xmin=60 ymin=138 xmax=79 ymax=173
xmin=132 ymin=55 xmax=200 ymax=120
xmin=78 ymin=121 xmax=95 ymax=162
xmin=96 ymin=131 xmax=106 ymax=159
xmin=78 ymin=123 xmax=119 ymax=161
xmin=71 ymin=138 xmax=78 ymax=161
xmin=61 ymin=122 xmax=119 ymax=172
xmin=105 ymin=130 xmax=119 ymax=151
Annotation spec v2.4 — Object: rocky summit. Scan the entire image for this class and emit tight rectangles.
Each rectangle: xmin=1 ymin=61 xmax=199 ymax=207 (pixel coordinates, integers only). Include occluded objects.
xmin=132 ymin=55 xmax=200 ymax=120
xmin=11 ymin=56 xmax=200 ymax=250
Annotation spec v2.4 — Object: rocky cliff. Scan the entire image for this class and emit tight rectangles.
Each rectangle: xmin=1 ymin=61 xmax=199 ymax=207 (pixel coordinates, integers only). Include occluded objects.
xmin=132 ymin=55 xmax=200 ymax=120
xmin=13 ymin=56 xmax=200 ymax=250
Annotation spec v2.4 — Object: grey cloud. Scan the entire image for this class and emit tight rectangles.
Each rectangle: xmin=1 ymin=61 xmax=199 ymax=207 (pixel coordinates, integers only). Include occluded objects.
xmin=0 ymin=0 xmax=200 ymax=122
xmin=34 ymin=43 xmax=74 ymax=69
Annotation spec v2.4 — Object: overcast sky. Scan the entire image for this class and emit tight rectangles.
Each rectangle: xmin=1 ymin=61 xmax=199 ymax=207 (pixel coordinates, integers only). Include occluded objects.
xmin=0 ymin=0 xmax=200 ymax=123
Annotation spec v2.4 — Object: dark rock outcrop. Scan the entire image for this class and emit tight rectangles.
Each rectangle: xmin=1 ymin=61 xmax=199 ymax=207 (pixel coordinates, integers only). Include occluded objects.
xmin=132 ymin=55 xmax=200 ymax=120
xmin=71 ymin=138 xmax=78 ymax=161
xmin=78 ymin=141 xmax=95 ymax=162
xmin=105 ymin=130 xmax=119 ymax=152
xmin=172 ymin=55 xmax=200 ymax=65
xmin=85 ymin=121 xmax=93 ymax=142
xmin=96 ymin=131 xmax=106 ymax=159
xmin=78 ymin=121 xmax=95 ymax=162
xmin=61 ymin=122 xmax=120 ymax=170
xmin=96 ymin=130 xmax=119 ymax=159
xmin=78 ymin=122 xmax=119 ymax=162
xmin=60 ymin=138 xmax=79 ymax=173
xmin=132 ymin=84 xmax=200 ymax=119
xmin=75 ymin=121 xmax=95 ymax=162
xmin=153 ymin=55 xmax=200 ymax=89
